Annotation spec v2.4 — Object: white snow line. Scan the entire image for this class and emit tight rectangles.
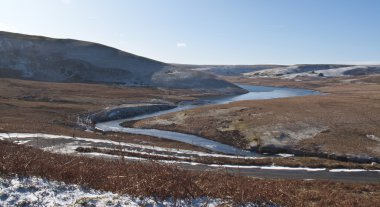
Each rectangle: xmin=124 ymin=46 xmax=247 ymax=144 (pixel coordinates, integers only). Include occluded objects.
xmin=0 ymin=132 xmax=262 ymax=159
xmin=2 ymin=133 xmax=380 ymax=173
xmin=81 ymin=153 xmax=330 ymax=172
xmin=260 ymin=166 xmax=326 ymax=171
xmin=329 ymin=169 xmax=380 ymax=173
xmin=209 ymin=164 xmax=326 ymax=171
xmin=277 ymin=153 xmax=295 ymax=157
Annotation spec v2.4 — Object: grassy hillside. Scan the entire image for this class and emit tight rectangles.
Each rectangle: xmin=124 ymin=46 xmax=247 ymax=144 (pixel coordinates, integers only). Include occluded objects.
xmin=0 ymin=31 xmax=245 ymax=94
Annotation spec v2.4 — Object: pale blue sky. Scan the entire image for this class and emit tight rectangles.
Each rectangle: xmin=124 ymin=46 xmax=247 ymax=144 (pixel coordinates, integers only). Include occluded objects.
xmin=0 ymin=0 xmax=379 ymax=65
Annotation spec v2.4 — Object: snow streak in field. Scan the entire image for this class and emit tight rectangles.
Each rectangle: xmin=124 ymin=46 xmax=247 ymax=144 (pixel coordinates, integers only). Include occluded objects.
xmin=1 ymin=133 xmax=379 ymax=173
xmin=0 ymin=133 xmax=261 ymax=159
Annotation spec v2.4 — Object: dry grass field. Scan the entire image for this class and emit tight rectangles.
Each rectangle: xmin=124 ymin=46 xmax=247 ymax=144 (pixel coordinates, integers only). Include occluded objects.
xmin=76 ymin=146 xmax=380 ymax=170
xmin=0 ymin=77 xmax=379 ymax=206
xmin=134 ymin=75 xmax=380 ymax=162
xmin=0 ymin=78 xmax=214 ymax=152
xmin=1 ymin=140 xmax=379 ymax=207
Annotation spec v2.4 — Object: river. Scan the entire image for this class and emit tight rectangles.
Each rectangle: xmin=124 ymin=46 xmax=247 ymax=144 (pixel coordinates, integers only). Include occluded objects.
xmin=95 ymin=84 xmax=319 ymax=156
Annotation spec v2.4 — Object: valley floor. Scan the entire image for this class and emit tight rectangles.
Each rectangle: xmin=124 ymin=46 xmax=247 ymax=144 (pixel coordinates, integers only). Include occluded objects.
xmin=0 ymin=78 xmax=214 ymax=152
xmin=134 ymin=75 xmax=380 ymax=163
xmin=1 ymin=77 xmax=380 ymax=206
xmin=1 ymin=77 xmax=380 ymax=170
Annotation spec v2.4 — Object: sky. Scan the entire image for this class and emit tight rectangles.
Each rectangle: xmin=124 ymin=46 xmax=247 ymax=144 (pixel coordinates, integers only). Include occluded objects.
xmin=0 ymin=0 xmax=379 ymax=65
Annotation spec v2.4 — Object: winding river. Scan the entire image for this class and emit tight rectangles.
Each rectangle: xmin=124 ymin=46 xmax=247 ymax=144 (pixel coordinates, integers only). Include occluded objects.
xmin=96 ymin=84 xmax=320 ymax=156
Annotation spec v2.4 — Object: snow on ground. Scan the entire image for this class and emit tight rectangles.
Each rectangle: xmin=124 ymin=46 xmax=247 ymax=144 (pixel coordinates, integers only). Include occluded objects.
xmin=243 ymin=65 xmax=380 ymax=79
xmin=208 ymin=164 xmax=326 ymax=172
xmin=277 ymin=153 xmax=294 ymax=158
xmin=85 ymin=152 xmax=380 ymax=173
xmin=0 ymin=175 xmax=232 ymax=207
xmin=313 ymin=66 xmax=368 ymax=77
xmin=0 ymin=133 xmax=264 ymax=160
xmin=329 ymin=169 xmax=369 ymax=173
xmin=243 ymin=66 xmax=295 ymax=77
xmin=1 ymin=133 xmax=380 ymax=173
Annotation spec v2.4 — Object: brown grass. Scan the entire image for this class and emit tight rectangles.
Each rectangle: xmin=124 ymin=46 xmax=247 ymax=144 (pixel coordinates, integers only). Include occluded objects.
xmin=134 ymin=75 xmax=380 ymax=161
xmin=1 ymin=140 xmax=379 ymax=206
xmin=76 ymin=146 xmax=380 ymax=170
xmin=0 ymin=78 xmax=212 ymax=152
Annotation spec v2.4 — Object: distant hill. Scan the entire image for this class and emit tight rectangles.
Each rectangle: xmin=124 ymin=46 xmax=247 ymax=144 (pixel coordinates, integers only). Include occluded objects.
xmin=243 ymin=64 xmax=380 ymax=78
xmin=0 ymin=31 xmax=245 ymax=94
xmin=174 ymin=64 xmax=287 ymax=76
xmin=175 ymin=63 xmax=380 ymax=79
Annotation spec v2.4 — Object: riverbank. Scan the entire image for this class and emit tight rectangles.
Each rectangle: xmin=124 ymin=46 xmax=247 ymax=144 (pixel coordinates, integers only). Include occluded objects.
xmin=94 ymin=84 xmax=319 ymax=156
xmin=2 ymin=77 xmax=379 ymax=169
xmin=0 ymin=78 xmax=218 ymax=152
xmin=0 ymin=76 xmax=379 ymax=206
xmin=133 ymin=75 xmax=380 ymax=163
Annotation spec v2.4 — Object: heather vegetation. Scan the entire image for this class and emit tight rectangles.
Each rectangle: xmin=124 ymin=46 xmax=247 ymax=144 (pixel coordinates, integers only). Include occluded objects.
xmin=1 ymin=141 xmax=379 ymax=206
xmin=134 ymin=75 xmax=380 ymax=163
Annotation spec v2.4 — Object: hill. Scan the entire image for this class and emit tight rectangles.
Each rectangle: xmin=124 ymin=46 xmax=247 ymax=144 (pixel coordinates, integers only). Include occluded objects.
xmin=174 ymin=64 xmax=287 ymax=76
xmin=0 ymin=31 xmax=244 ymax=94
xmin=243 ymin=64 xmax=380 ymax=78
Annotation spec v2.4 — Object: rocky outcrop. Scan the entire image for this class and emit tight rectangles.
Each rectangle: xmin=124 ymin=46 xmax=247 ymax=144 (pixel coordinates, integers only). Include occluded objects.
xmin=80 ymin=103 xmax=176 ymax=128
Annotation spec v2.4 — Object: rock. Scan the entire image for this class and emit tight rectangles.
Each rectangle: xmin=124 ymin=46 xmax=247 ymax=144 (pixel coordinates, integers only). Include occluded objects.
xmin=85 ymin=103 xmax=177 ymax=124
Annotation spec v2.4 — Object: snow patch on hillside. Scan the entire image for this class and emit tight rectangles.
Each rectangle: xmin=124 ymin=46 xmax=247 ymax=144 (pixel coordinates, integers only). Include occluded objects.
xmin=313 ymin=66 xmax=368 ymax=77
xmin=244 ymin=65 xmax=380 ymax=79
